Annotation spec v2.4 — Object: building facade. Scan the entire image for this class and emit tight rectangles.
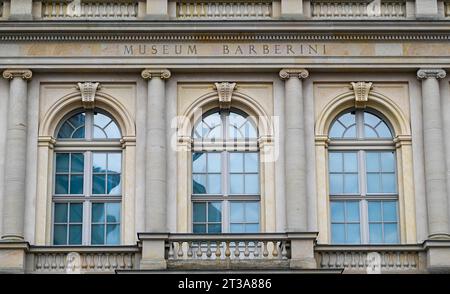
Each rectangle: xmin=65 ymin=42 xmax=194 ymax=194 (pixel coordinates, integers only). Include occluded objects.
xmin=0 ymin=0 xmax=450 ymax=274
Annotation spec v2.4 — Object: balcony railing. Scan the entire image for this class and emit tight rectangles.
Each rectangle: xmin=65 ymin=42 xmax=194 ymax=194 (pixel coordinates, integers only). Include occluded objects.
xmin=314 ymin=245 xmax=425 ymax=273
xmin=174 ymin=1 xmax=274 ymax=19
xmin=41 ymin=0 xmax=139 ymax=20
xmin=27 ymin=246 xmax=140 ymax=273
xmin=310 ymin=0 xmax=407 ymax=19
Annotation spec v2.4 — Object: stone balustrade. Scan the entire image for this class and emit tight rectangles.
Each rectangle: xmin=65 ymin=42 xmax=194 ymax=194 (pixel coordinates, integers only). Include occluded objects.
xmin=41 ymin=0 xmax=139 ymax=20
xmin=314 ymin=245 xmax=425 ymax=273
xmin=310 ymin=0 xmax=407 ymax=19
xmin=28 ymin=246 xmax=140 ymax=273
xmin=174 ymin=1 xmax=274 ymax=19
xmin=167 ymin=233 xmax=290 ymax=260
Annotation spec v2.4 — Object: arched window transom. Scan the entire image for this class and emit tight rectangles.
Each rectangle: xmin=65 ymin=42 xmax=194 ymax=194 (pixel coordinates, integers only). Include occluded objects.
xmin=57 ymin=111 xmax=121 ymax=140
xmin=329 ymin=110 xmax=392 ymax=139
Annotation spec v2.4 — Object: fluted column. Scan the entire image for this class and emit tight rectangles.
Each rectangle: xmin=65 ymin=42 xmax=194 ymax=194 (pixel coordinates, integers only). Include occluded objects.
xmin=417 ymin=68 xmax=450 ymax=239
xmin=280 ymin=68 xmax=309 ymax=232
xmin=141 ymin=69 xmax=171 ymax=232
xmin=1 ymin=69 xmax=32 ymax=240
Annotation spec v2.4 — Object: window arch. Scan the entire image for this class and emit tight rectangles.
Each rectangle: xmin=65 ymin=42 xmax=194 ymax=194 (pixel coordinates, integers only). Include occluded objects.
xmin=328 ymin=109 xmax=399 ymax=244
xmin=53 ymin=109 xmax=122 ymax=246
xmin=191 ymin=109 xmax=260 ymax=233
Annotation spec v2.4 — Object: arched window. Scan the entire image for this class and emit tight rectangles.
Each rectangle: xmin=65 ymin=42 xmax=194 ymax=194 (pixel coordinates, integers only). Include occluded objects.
xmin=53 ymin=109 xmax=122 ymax=245
xmin=328 ymin=109 xmax=399 ymax=244
xmin=191 ymin=109 xmax=260 ymax=233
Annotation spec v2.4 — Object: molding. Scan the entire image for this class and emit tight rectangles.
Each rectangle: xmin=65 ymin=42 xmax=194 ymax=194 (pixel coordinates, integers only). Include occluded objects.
xmin=141 ymin=69 xmax=171 ymax=80
xmin=76 ymin=82 xmax=100 ymax=109
xmin=417 ymin=68 xmax=447 ymax=79
xmin=2 ymin=69 xmax=32 ymax=80
xmin=214 ymin=82 xmax=236 ymax=110
xmin=350 ymin=82 xmax=373 ymax=109
xmin=279 ymin=68 xmax=309 ymax=80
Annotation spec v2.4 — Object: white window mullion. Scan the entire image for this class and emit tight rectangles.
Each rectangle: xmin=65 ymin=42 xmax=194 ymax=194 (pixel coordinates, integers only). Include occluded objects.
xmin=223 ymin=151 xmax=229 ymax=233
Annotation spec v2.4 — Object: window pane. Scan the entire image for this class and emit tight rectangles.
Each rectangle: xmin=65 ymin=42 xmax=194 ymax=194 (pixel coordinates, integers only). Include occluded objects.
xmin=93 ymin=153 xmax=107 ymax=173
xmin=329 ymin=123 xmax=345 ymax=138
xmin=368 ymin=201 xmax=382 ymax=222
xmin=53 ymin=225 xmax=67 ymax=245
xmin=364 ymin=126 xmax=378 ymax=138
xmin=246 ymin=202 xmax=259 ymax=223
xmin=244 ymin=174 xmax=259 ymax=194
xmin=245 ymin=153 xmax=258 ymax=173
xmin=55 ymin=175 xmax=69 ymax=194
xmin=230 ymin=174 xmax=244 ymax=194
xmin=69 ymin=225 xmax=82 ymax=245
xmin=343 ymin=125 xmax=356 ymax=138
xmin=93 ymin=126 xmax=107 ymax=139
xmin=71 ymin=153 xmax=84 ymax=173
xmin=383 ymin=201 xmax=398 ymax=222
xmin=230 ymin=202 xmax=244 ymax=222
xmin=381 ymin=152 xmax=395 ymax=172
xmin=192 ymin=153 xmax=206 ymax=173
xmin=107 ymin=174 xmax=121 ymax=195
xmin=366 ymin=153 xmax=380 ymax=172
xmin=346 ymin=201 xmax=360 ymax=222
xmin=330 ymin=202 xmax=345 ymax=222
xmin=384 ymin=224 xmax=399 ymax=243
xmin=339 ymin=112 xmax=356 ymax=127
xmin=193 ymin=224 xmax=206 ymax=233
xmin=344 ymin=174 xmax=358 ymax=194
xmin=207 ymin=174 xmax=221 ymax=194
xmin=382 ymin=174 xmax=396 ymax=193
xmin=92 ymin=174 xmax=106 ymax=194
xmin=108 ymin=153 xmax=122 ymax=174
xmin=70 ymin=175 xmax=84 ymax=194
xmin=72 ymin=127 xmax=85 ymax=139
xmin=208 ymin=224 xmax=222 ymax=234
xmin=245 ymin=224 xmax=259 ymax=233
xmin=94 ymin=113 xmax=110 ymax=128
xmin=92 ymin=203 xmax=105 ymax=223
xmin=367 ymin=173 xmax=380 ymax=193
xmin=230 ymin=224 xmax=244 ymax=233
xmin=343 ymin=153 xmax=358 ymax=172
xmin=54 ymin=203 xmax=68 ymax=223
xmin=376 ymin=122 xmax=392 ymax=138
xmin=57 ymin=123 xmax=74 ymax=139
xmin=347 ymin=224 xmax=361 ymax=244
xmin=369 ymin=224 xmax=383 ymax=244
xmin=193 ymin=203 xmax=206 ymax=222
xmin=208 ymin=202 xmax=222 ymax=223
xmin=328 ymin=153 xmax=342 ymax=173
xmin=364 ymin=112 xmax=380 ymax=127
xmin=91 ymin=224 xmax=105 ymax=245
xmin=192 ymin=175 xmax=207 ymax=194
xmin=331 ymin=224 xmax=345 ymax=244
xmin=106 ymin=203 xmax=121 ymax=223
xmin=207 ymin=153 xmax=221 ymax=173
xmin=106 ymin=224 xmax=120 ymax=245
xmin=56 ymin=153 xmax=69 ymax=173
xmin=329 ymin=174 xmax=343 ymax=194
xmin=68 ymin=113 xmax=85 ymax=129
xmin=69 ymin=203 xmax=83 ymax=223
xmin=229 ymin=153 xmax=243 ymax=173
xmin=104 ymin=122 xmax=121 ymax=139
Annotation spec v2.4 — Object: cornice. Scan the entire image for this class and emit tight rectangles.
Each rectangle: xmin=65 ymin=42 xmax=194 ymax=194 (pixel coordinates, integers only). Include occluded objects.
xmin=3 ymin=32 xmax=450 ymax=42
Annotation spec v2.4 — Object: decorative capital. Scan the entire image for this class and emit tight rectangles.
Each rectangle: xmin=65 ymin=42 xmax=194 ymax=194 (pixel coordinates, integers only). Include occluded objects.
xmin=214 ymin=82 xmax=236 ymax=110
xmin=417 ymin=69 xmax=446 ymax=80
xmin=77 ymin=82 xmax=100 ymax=109
xmin=2 ymin=69 xmax=32 ymax=80
xmin=141 ymin=69 xmax=171 ymax=80
xmin=350 ymin=82 xmax=373 ymax=109
xmin=279 ymin=69 xmax=309 ymax=80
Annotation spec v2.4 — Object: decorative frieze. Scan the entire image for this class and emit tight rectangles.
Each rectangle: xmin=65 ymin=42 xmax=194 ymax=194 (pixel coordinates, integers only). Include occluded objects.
xmin=350 ymin=81 xmax=373 ymax=109
xmin=2 ymin=69 xmax=32 ymax=80
xmin=76 ymin=82 xmax=100 ymax=109
xmin=141 ymin=69 xmax=172 ymax=80
xmin=214 ymin=82 xmax=236 ymax=110
xmin=417 ymin=69 xmax=446 ymax=80
xmin=279 ymin=69 xmax=309 ymax=80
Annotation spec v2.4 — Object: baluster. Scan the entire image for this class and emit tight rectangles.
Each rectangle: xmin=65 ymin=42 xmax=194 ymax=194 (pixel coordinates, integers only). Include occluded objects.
xmin=281 ymin=241 xmax=288 ymax=259
xmin=262 ymin=241 xmax=269 ymax=258
xmin=125 ymin=254 xmax=133 ymax=269
xmin=244 ymin=3 xmax=249 ymax=17
xmin=196 ymin=241 xmax=203 ymax=258
xmin=59 ymin=254 xmax=65 ymax=270
xmin=178 ymin=3 xmax=184 ymax=18
xmin=215 ymin=3 xmax=219 ymax=18
xmin=193 ymin=3 xmax=198 ymax=18
xmin=234 ymin=241 xmax=240 ymax=258
xmin=215 ymin=241 xmax=221 ymax=258
xmin=187 ymin=241 xmax=193 ymax=258
xmin=225 ymin=241 xmax=231 ymax=258
xmin=117 ymin=253 xmax=125 ymax=269
xmin=272 ymin=241 xmax=279 ymax=257
xmin=411 ymin=253 xmax=417 ymax=268
xmin=319 ymin=253 xmax=326 ymax=268
xmin=343 ymin=252 xmax=349 ymax=267
xmin=50 ymin=254 xmax=57 ymax=270
xmin=35 ymin=254 xmax=42 ymax=270
xmin=178 ymin=241 xmax=185 ymax=258
xmin=244 ymin=241 xmax=250 ymax=258
xmin=206 ymin=241 xmax=212 ymax=258
xmin=357 ymin=252 xmax=364 ymax=268
xmin=327 ymin=253 xmax=333 ymax=268
xmin=253 ymin=241 xmax=260 ymax=258
xmin=396 ymin=252 xmax=401 ymax=269
xmin=168 ymin=242 xmax=174 ymax=259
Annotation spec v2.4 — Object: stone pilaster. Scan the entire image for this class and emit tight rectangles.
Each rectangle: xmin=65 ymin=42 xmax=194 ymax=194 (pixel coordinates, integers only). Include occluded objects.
xmin=141 ymin=69 xmax=171 ymax=234
xmin=417 ymin=69 xmax=450 ymax=240
xmin=280 ymin=68 xmax=309 ymax=232
xmin=1 ymin=69 xmax=32 ymax=241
